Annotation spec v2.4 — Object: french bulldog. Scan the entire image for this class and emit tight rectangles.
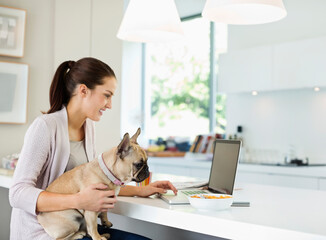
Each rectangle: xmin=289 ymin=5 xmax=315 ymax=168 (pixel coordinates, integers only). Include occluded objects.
xmin=37 ymin=128 xmax=149 ymax=240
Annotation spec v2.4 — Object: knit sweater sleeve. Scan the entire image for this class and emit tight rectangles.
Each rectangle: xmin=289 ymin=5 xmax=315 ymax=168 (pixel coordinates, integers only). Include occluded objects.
xmin=9 ymin=117 xmax=51 ymax=215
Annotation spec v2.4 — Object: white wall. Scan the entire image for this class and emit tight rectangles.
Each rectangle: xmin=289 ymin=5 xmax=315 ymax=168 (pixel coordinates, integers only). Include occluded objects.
xmin=227 ymin=90 xmax=326 ymax=163
xmin=224 ymin=0 xmax=326 ymax=163
xmin=54 ymin=0 xmax=124 ymax=153
xmin=120 ymin=42 xmax=144 ymax=140
xmin=0 ymin=0 xmax=54 ymax=161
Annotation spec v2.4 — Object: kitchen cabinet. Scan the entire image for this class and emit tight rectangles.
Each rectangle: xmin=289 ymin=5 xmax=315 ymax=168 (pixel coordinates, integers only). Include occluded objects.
xmin=273 ymin=36 xmax=326 ymax=90
xmin=218 ymin=46 xmax=273 ymax=93
xmin=236 ymin=172 xmax=319 ymax=190
xmin=218 ymin=36 xmax=326 ymax=93
xmin=319 ymin=178 xmax=326 ymax=191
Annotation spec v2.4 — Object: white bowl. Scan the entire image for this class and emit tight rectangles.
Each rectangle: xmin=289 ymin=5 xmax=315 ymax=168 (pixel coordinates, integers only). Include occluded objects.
xmin=188 ymin=194 xmax=233 ymax=211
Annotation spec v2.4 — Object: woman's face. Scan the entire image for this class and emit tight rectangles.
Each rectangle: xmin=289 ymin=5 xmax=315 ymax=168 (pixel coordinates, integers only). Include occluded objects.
xmin=84 ymin=76 xmax=117 ymax=121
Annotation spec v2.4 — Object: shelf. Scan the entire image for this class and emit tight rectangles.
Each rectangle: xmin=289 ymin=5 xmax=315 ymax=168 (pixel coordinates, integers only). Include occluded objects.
xmin=146 ymin=151 xmax=186 ymax=157
xmin=0 ymin=175 xmax=12 ymax=189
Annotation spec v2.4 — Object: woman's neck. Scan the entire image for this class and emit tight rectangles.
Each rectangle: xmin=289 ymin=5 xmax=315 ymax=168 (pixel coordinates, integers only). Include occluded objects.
xmin=66 ymin=101 xmax=86 ymax=141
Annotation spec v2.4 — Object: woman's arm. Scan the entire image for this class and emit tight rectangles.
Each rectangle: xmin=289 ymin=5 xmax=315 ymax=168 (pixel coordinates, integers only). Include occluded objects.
xmin=119 ymin=181 xmax=178 ymax=197
xmin=37 ymin=180 xmax=176 ymax=212
xmin=36 ymin=180 xmax=178 ymax=212
xmin=36 ymin=183 xmax=117 ymax=213
xmin=36 ymin=191 xmax=78 ymax=212
xmin=10 ymin=118 xmax=116 ymax=215
xmin=9 ymin=118 xmax=51 ymax=215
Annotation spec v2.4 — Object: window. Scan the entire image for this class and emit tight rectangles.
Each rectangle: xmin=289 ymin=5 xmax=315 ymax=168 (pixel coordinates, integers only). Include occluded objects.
xmin=144 ymin=17 xmax=227 ymax=141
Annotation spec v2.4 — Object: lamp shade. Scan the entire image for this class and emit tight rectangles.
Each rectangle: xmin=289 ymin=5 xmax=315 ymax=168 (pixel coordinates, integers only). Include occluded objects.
xmin=117 ymin=0 xmax=184 ymax=43
xmin=202 ymin=0 xmax=287 ymax=25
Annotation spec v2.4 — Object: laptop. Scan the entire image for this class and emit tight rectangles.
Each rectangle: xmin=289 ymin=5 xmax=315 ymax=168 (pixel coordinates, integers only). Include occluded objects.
xmin=159 ymin=139 xmax=242 ymax=205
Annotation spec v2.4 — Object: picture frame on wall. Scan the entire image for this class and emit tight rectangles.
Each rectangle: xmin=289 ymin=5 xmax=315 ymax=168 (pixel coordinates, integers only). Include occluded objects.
xmin=0 ymin=6 xmax=26 ymax=58
xmin=0 ymin=61 xmax=29 ymax=124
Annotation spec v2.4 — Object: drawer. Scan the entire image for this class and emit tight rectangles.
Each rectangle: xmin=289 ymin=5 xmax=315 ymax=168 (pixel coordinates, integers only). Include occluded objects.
xmin=236 ymin=172 xmax=318 ymax=190
xmin=318 ymin=178 xmax=326 ymax=190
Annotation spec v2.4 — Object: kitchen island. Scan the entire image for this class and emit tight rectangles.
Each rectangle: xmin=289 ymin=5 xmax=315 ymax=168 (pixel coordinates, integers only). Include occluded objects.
xmin=1 ymin=171 xmax=326 ymax=239
xmin=108 ymin=177 xmax=326 ymax=240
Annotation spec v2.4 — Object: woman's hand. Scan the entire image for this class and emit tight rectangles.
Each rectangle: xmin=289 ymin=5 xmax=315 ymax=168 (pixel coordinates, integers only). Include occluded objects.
xmin=76 ymin=183 xmax=117 ymax=212
xmin=137 ymin=180 xmax=178 ymax=197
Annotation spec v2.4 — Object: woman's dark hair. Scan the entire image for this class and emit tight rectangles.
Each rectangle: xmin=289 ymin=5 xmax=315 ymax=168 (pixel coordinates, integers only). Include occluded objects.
xmin=46 ymin=57 xmax=116 ymax=114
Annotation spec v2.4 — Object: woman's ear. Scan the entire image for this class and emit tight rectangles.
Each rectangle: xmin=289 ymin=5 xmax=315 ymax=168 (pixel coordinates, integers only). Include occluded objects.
xmin=78 ymin=84 xmax=88 ymax=97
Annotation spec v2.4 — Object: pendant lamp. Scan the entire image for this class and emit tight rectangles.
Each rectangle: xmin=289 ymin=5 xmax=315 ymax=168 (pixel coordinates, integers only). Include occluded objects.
xmin=202 ymin=0 xmax=287 ymax=25
xmin=117 ymin=0 xmax=184 ymax=43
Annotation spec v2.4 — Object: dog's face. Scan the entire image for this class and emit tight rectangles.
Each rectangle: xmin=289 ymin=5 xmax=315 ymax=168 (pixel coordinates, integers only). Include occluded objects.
xmin=109 ymin=128 xmax=149 ymax=184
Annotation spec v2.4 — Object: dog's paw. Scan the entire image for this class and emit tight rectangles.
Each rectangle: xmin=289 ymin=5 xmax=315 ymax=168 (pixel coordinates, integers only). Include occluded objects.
xmin=102 ymin=220 xmax=113 ymax=228
xmin=101 ymin=233 xmax=110 ymax=239
xmin=70 ymin=231 xmax=87 ymax=239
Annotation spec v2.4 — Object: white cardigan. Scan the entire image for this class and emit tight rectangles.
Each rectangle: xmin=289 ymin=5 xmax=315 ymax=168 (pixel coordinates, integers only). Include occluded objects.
xmin=9 ymin=107 xmax=96 ymax=240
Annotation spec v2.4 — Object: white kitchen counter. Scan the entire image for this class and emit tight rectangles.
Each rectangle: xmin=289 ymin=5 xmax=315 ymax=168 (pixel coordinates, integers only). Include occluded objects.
xmin=149 ymin=156 xmax=212 ymax=168
xmin=109 ymin=180 xmax=326 ymax=240
xmin=1 ymin=168 xmax=326 ymax=239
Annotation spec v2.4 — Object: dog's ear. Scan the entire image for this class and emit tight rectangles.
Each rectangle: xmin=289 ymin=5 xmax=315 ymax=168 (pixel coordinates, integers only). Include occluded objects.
xmin=130 ymin=128 xmax=141 ymax=144
xmin=117 ymin=133 xmax=130 ymax=159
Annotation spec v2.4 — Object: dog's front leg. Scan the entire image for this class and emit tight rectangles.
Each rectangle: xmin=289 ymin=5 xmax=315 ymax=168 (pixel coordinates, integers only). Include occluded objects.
xmin=84 ymin=211 xmax=109 ymax=240
xmin=99 ymin=212 xmax=113 ymax=228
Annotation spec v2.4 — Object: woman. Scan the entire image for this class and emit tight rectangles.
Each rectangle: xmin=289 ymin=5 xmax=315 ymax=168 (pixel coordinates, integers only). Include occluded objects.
xmin=9 ymin=57 xmax=177 ymax=240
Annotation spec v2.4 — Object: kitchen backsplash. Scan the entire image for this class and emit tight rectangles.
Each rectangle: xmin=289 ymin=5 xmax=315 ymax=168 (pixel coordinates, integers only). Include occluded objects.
xmin=226 ymin=89 xmax=326 ymax=164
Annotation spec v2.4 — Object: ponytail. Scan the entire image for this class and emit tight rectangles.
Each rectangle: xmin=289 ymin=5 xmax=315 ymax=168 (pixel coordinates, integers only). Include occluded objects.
xmin=46 ymin=61 xmax=73 ymax=114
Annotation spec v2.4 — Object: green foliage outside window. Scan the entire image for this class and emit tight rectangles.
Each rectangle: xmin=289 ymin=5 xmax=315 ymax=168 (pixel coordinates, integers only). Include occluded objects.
xmin=150 ymin=47 xmax=226 ymax=134
xmin=147 ymin=18 xmax=226 ymax=140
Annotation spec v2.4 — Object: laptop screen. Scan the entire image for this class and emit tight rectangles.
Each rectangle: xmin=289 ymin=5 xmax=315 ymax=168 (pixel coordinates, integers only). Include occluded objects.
xmin=208 ymin=139 xmax=241 ymax=195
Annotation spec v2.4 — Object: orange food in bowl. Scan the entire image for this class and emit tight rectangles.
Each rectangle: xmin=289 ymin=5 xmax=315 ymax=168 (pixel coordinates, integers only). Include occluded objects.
xmin=190 ymin=194 xmax=232 ymax=199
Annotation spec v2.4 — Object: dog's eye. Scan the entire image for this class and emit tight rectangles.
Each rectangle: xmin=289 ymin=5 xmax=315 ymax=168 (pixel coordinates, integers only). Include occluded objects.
xmin=134 ymin=162 xmax=143 ymax=168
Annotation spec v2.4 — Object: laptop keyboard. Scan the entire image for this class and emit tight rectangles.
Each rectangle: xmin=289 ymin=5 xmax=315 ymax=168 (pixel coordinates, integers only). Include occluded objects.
xmin=181 ymin=190 xmax=207 ymax=196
